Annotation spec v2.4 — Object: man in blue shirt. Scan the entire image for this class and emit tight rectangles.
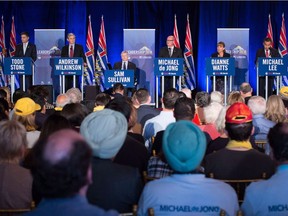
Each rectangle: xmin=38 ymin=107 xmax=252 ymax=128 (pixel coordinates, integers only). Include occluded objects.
xmin=25 ymin=129 xmax=117 ymax=216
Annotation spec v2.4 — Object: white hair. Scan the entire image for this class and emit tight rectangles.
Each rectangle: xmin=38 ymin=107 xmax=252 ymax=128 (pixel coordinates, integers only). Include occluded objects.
xmin=210 ymin=91 xmax=223 ymax=104
xmin=203 ymin=102 xmax=224 ymax=124
xmin=215 ymin=106 xmax=228 ymax=133
xmin=181 ymin=88 xmax=192 ymax=99
xmin=248 ymin=96 xmax=266 ymax=115
xmin=66 ymin=88 xmax=82 ymax=103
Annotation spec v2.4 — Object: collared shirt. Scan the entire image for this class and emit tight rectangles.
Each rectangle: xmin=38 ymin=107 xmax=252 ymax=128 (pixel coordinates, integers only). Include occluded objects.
xmin=121 ymin=61 xmax=128 ymax=70
xmin=23 ymin=42 xmax=28 ymax=54
xmin=147 ymin=156 xmax=173 ymax=179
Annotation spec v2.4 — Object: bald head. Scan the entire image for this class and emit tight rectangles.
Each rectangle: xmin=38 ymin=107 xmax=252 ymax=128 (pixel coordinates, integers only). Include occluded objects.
xmin=31 ymin=129 xmax=92 ymax=198
xmin=56 ymin=94 xmax=71 ymax=108
xmin=43 ymin=129 xmax=84 ymax=165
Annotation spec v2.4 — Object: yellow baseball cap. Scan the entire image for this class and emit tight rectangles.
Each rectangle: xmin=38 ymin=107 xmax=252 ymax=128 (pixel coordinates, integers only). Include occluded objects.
xmin=14 ymin=97 xmax=41 ymax=116
xmin=280 ymin=86 xmax=288 ymax=99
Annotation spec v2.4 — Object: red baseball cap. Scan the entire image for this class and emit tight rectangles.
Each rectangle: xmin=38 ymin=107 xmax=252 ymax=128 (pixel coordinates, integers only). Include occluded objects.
xmin=226 ymin=102 xmax=253 ymax=124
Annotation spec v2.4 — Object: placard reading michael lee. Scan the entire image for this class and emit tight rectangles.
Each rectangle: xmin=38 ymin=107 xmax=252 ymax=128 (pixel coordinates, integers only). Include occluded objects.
xmin=154 ymin=58 xmax=184 ymax=76
xmin=53 ymin=58 xmax=83 ymax=76
xmin=258 ymin=57 xmax=287 ymax=76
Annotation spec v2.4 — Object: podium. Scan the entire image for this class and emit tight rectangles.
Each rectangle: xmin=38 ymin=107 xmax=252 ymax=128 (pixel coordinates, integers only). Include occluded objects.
xmin=205 ymin=57 xmax=235 ymax=105
xmin=104 ymin=70 xmax=134 ymax=88
xmin=257 ymin=57 xmax=287 ymax=100
xmin=154 ymin=58 xmax=184 ymax=107
xmin=4 ymin=57 xmax=34 ymax=95
xmin=53 ymin=58 xmax=84 ymax=95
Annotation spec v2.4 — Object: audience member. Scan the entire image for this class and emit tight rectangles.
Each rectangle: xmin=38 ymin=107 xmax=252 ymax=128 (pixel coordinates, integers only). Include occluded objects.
xmin=210 ymin=91 xmax=223 ymax=105
xmin=9 ymin=89 xmax=27 ymax=119
xmin=240 ymin=82 xmax=253 ymax=104
xmin=0 ymin=86 xmax=12 ymax=108
xmin=66 ymin=87 xmax=82 ymax=103
xmin=30 ymin=94 xmax=48 ymax=131
xmin=112 ymin=83 xmax=125 ymax=99
xmin=227 ymin=91 xmax=245 ymax=105
xmin=12 ymin=97 xmax=41 ymax=148
xmin=199 ymin=102 xmax=223 ymax=140
xmin=27 ymin=129 xmax=117 ymax=216
xmin=204 ymin=102 xmax=275 ymax=180
xmin=0 ymin=120 xmax=33 ymax=209
xmin=138 ymin=121 xmax=239 ymax=216
xmin=180 ymin=88 xmax=192 ymax=98
xmin=194 ymin=91 xmax=211 ymax=125
xmin=143 ymin=88 xmax=179 ymax=148
xmin=135 ymin=88 xmax=160 ymax=129
xmin=0 ymin=98 xmax=9 ymax=120
xmin=93 ymin=93 xmax=111 ymax=112
xmin=242 ymin=123 xmax=288 ymax=215
xmin=80 ymin=109 xmax=143 ymax=213
xmin=106 ymin=98 xmax=148 ymax=174
xmin=55 ymin=93 xmax=71 ymax=111
xmin=265 ymin=95 xmax=287 ymax=123
xmin=248 ymin=96 xmax=275 ymax=141
xmin=279 ymin=86 xmax=288 ymax=110
xmin=61 ymin=103 xmax=89 ymax=131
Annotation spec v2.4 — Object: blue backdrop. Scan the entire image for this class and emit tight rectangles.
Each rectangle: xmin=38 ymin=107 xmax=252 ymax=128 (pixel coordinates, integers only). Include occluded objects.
xmin=1 ymin=1 xmax=288 ymax=92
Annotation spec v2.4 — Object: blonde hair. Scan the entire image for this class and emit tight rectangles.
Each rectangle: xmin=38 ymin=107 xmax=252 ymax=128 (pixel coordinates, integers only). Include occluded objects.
xmin=228 ymin=91 xmax=244 ymax=105
xmin=265 ymin=95 xmax=287 ymax=123
xmin=12 ymin=112 xmax=37 ymax=131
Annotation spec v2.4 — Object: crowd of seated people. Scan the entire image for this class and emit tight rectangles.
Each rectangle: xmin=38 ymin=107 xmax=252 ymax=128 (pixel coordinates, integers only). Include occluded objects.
xmin=1 ymin=82 xmax=288 ymax=215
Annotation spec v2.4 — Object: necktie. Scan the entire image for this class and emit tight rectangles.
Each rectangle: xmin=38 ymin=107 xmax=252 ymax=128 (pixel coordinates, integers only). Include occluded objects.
xmin=70 ymin=46 xmax=74 ymax=58
xmin=168 ymin=48 xmax=172 ymax=57
xmin=124 ymin=61 xmax=127 ymax=70
xmin=265 ymin=49 xmax=269 ymax=58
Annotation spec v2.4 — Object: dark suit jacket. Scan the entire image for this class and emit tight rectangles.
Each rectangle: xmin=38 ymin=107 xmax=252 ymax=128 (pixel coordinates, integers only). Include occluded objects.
xmin=61 ymin=44 xmax=87 ymax=63
xmin=15 ymin=42 xmax=37 ymax=62
xmin=137 ymin=105 xmax=160 ymax=128
xmin=255 ymin=47 xmax=280 ymax=64
xmin=211 ymin=52 xmax=231 ymax=58
xmin=87 ymin=157 xmax=143 ymax=213
xmin=113 ymin=61 xmax=136 ymax=71
xmin=158 ymin=46 xmax=183 ymax=58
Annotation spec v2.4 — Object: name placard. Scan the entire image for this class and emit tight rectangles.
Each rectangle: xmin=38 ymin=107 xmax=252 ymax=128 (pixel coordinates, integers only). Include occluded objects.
xmin=53 ymin=58 xmax=83 ymax=76
xmin=4 ymin=57 xmax=33 ymax=75
xmin=205 ymin=57 xmax=235 ymax=76
xmin=104 ymin=70 xmax=134 ymax=88
xmin=258 ymin=57 xmax=287 ymax=76
xmin=154 ymin=58 xmax=184 ymax=76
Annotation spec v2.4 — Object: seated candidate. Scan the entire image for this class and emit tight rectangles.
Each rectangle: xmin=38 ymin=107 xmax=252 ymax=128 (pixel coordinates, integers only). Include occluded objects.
xmin=113 ymin=51 xmax=137 ymax=95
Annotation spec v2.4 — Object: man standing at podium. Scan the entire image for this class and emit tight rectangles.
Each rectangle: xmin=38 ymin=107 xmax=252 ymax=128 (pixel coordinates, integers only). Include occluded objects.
xmin=61 ymin=33 xmax=86 ymax=90
xmin=255 ymin=37 xmax=280 ymax=97
xmin=113 ymin=50 xmax=137 ymax=95
xmin=158 ymin=35 xmax=183 ymax=90
xmin=15 ymin=32 xmax=37 ymax=90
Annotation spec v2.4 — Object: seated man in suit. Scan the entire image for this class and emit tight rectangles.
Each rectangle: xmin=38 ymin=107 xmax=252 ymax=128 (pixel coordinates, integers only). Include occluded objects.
xmin=15 ymin=31 xmax=37 ymax=90
xmin=113 ymin=51 xmax=137 ymax=96
xmin=61 ymin=33 xmax=87 ymax=91
xmin=158 ymin=35 xmax=183 ymax=91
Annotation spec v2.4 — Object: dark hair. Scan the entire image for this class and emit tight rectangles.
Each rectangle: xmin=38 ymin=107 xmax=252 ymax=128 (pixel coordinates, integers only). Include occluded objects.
xmin=31 ymin=138 xmax=92 ymax=198
xmin=268 ymin=123 xmax=288 ymax=161
xmin=225 ymin=122 xmax=253 ymax=141
xmin=0 ymin=98 xmax=9 ymax=112
xmin=61 ymin=103 xmax=89 ymax=128
xmin=12 ymin=89 xmax=27 ymax=104
xmin=113 ymin=83 xmax=124 ymax=92
xmin=20 ymin=31 xmax=29 ymax=37
xmin=264 ymin=37 xmax=272 ymax=43
xmin=163 ymin=88 xmax=179 ymax=109
xmin=174 ymin=97 xmax=196 ymax=121
xmin=195 ymin=91 xmax=211 ymax=108
xmin=28 ymin=85 xmax=49 ymax=101
xmin=30 ymin=94 xmax=45 ymax=112
xmin=217 ymin=41 xmax=225 ymax=47
xmin=39 ymin=114 xmax=72 ymax=141
xmin=135 ymin=88 xmax=150 ymax=104
xmin=0 ymin=89 xmax=7 ymax=99
xmin=95 ymin=93 xmax=111 ymax=106
xmin=240 ymin=83 xmax=252 ymax=94
xmin=105 ymin=98 xmax=131 ymax=123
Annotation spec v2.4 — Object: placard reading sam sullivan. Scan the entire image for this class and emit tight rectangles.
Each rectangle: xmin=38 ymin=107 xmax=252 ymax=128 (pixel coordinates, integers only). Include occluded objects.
xmin=205 ymin=57 xmax=235 ymax=76
xmin=154 ymin=58 xmax=184 ymax=76
xmin=53 ymin=58 xmax=83 ymax=76
xmin=104 ymin=70 xmax=134 ymax=88
xmin=4 ymin=57 xmax=33 ymax=75
xmin=258 ymin=57 xmax=287 ymax=76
